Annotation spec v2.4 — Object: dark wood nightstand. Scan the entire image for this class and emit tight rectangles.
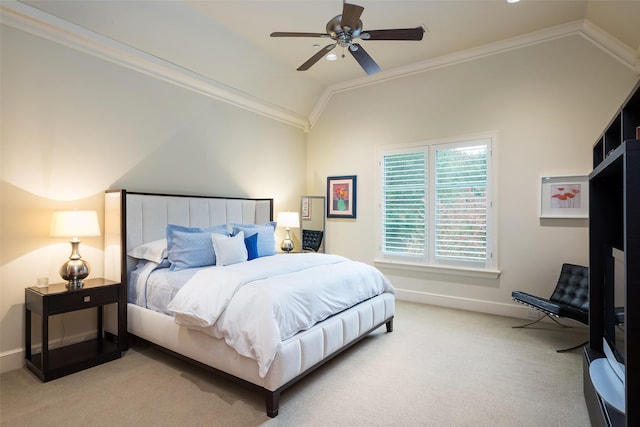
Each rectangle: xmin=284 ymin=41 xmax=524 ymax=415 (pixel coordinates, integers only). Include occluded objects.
xmin=25 ymin=278 xmax=123 ymax=382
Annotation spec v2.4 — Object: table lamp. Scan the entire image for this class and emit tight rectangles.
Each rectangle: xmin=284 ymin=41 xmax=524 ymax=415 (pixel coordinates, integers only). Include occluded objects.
xmin=277 ymin=211 xmax=300 ymax=253
xmin=50 ymin=210 xmax=100 ymax=289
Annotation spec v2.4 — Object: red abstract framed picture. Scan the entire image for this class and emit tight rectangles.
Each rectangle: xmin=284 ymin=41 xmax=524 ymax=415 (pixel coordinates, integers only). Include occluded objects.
xmin=327 ymin=175 xmax=357 ymax=218
xmin=540 ymin=175 xmax=589 ymax=218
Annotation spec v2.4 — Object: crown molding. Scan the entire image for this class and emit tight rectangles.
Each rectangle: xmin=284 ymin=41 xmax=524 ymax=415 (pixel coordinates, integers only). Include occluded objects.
xmin=0 ymin=1 xmax=310 ymax=132
xmin=309 ymin=19 xmax=639 ymax=128
xmin=2 ymin=1 xmax=635 ymax=133
xmin=578 ymin=20 xmax=638 ymax=73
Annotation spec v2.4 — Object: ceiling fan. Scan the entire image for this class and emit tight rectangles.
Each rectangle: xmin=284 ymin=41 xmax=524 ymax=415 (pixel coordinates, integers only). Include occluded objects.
xmin=270 ymin=2 xmax=424 ymax=75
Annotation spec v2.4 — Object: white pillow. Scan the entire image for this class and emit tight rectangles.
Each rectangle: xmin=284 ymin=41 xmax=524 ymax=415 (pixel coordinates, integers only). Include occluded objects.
xmin=211 ymin=231 xmax=248 ymax=266
xmin=128 ymin=238 xmax=167 ymax=263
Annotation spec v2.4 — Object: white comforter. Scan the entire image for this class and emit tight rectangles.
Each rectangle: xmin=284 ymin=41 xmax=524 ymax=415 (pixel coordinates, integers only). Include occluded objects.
xmin=166 ymin=253 xmax=394 ymax=377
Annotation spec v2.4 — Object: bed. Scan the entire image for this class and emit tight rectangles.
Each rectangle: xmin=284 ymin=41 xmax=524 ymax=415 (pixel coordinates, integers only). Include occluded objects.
xmin=103 ymin=189 xmax=395 ymax=417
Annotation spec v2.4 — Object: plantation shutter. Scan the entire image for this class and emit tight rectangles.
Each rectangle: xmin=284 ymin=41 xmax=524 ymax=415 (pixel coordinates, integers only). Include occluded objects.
xmin=382 ymin=151 xmax=426 ymax=257
xmin=378 ymin=135 xmax=494 ymax=271
xmin=433 ymin=143 xmax=488 ymax=263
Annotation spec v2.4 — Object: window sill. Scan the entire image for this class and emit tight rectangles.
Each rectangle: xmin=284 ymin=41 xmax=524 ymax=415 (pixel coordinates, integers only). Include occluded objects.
xmin=373 ymin=259 xmax=501 ymax=279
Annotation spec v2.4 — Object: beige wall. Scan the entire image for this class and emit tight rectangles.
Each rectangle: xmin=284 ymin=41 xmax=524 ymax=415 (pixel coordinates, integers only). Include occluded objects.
xmin=2 ymin=20 xmax=639 ymax=374
xmin=0 ymin=25 xmax=306 ymax=372
xmin=306 ymin=35 xmax=638 ymax=316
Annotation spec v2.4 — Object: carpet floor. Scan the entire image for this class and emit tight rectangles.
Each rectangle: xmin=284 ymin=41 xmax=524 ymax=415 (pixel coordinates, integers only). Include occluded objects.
xmin=1 ymin=301 xmax=591 ymax=426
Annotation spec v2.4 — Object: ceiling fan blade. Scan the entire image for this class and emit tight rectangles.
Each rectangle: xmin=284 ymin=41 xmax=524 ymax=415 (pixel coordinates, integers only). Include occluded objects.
xmin=361 ymin=27 xmax=425 ymax=41
xmin=349 ymin=43 xmax=381 ymax=75
xmin=297 ymin=44 xmax=336 ymax=71
xmin=271 ymin=32 xmax=329 ymax=38
xmin=341 ymin=3 xmax=364 ymax=30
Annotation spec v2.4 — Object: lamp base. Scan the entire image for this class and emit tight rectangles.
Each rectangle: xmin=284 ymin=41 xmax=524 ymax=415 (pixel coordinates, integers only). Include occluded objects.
xmin=65 ymin=279 xmax=85 ymax=290
xmin=281 ymin=228 xmax=294 ymax=253
xmin=281 ymin=240 xmax=294 ymax=253
xmin=60 ymin=241 xmax=90 ymax=289
xmin=60 ymin=258 xmax=89 ymax=289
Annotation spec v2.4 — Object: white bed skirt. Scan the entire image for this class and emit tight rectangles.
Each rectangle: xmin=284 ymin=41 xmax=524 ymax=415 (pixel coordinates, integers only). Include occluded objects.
xmin=128 ymin=292 xmax=395 ymax=391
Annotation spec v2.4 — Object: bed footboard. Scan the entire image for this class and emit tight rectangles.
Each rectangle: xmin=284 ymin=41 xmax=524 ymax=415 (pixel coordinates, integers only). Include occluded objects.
xmin=265 ymin=314 xmax=394 ymax=417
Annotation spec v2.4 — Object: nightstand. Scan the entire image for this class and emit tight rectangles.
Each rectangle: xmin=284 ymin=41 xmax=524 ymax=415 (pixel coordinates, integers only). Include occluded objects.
xmin=25 ymin=278 xmax=123 ymax=382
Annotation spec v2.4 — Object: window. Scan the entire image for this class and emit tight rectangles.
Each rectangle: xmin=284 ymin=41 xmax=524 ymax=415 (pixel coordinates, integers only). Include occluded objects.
xmin=377 ymin=134 xmax=496 ymax=272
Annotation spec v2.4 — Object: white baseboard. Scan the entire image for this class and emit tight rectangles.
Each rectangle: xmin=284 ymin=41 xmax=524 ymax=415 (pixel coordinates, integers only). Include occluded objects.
xmin=395 ymin=288 xmax=561 ymax=322
xmin=0 ymin=348 xmax=24 ymax=373
xmin=0 ymin=331 xmax=99 ymax=374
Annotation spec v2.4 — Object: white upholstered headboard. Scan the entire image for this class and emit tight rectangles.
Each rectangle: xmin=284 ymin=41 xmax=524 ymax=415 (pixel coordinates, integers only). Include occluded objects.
xmin=103 ymin=189 xmax=272 ymax=346
xmin=125 ymin=193 xmax=272 ymax=253
xmin=104 ymin=189 xmax=273 ymax=292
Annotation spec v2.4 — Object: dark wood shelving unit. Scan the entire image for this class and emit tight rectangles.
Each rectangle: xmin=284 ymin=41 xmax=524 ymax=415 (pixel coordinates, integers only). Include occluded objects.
xmin=586 ymin=81 xmax=640 ymax=427
xmin=593 ymin=84 xmax=640 ymax=169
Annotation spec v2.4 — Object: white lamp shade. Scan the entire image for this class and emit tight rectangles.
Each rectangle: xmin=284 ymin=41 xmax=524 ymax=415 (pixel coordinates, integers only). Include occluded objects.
xmin=277 ymin=211 xmax=300 ymax=229
xmin=50 ymin=210 xmax=101 ymax=238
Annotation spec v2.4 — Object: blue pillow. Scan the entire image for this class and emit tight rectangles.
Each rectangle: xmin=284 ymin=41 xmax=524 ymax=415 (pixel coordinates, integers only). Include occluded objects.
xmin=244 ymin=232 xmax=259 ymax=260
xmin=232 ymin=222 xmax=277 ymax=257
xmin=166 ymin=224 xmax=228 ymax=271
xmin=232 ymin=221 xmax=277 ymax=230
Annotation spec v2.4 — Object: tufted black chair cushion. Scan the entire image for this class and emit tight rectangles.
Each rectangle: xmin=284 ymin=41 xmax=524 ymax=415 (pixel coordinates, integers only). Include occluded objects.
xmin=512 ymin=263 xmax=589 ymax=325
xmin=549 ymin=263 xmax=589 ymax=310
xmin=302 ymin=230 xmax=323 ymax=252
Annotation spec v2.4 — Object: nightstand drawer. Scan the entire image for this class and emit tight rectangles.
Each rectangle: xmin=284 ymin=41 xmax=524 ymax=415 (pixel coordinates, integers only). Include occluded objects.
xmin=48 ymin=286 xmax=118 ymax=314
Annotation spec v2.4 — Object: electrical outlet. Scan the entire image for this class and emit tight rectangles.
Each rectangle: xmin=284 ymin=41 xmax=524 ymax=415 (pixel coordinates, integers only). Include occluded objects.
xmin=527 ymin=310 xmax=540 ymax=319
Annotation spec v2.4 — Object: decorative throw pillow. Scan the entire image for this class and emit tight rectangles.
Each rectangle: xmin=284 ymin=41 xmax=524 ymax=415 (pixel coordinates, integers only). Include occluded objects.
xmin=166 ymin=224 xmax=228 ymax=271
xmin=232 ymin=222 xmax=277 ymax=257
xmin=211 ymin=231 xmax=248 ymax=266
xmin=128 ymin=238 xmax=167 ymax=263
xmin=244 ymin=232 xmax=259 ymax=260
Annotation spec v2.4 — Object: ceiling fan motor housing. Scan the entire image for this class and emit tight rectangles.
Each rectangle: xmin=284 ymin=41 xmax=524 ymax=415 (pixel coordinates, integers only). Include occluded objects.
xmin=326 ymin=15 xmax=363 ymax=40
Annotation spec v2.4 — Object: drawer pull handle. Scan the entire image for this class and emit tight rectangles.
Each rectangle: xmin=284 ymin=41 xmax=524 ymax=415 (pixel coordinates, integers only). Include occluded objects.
xmin=84 ymin=296 xmax=91 ymax=303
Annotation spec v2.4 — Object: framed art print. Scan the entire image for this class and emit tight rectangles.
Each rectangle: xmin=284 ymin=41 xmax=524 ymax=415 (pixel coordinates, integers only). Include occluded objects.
xmin=540 ymin=175 xmax=589 ymax=218
xmin=301 ymin=197 xmax=310 ymax=219
xmin=327 ymin=175 xmax=357 ymax=218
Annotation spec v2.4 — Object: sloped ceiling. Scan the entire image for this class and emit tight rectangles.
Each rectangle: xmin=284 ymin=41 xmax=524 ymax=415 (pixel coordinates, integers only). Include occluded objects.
xmin=2 ymin=0 xmax=639 ymax=131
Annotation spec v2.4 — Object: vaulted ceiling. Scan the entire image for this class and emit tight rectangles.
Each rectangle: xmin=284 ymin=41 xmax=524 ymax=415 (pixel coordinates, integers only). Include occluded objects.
xmin=3 ymin=1 xmax=640 ymax=130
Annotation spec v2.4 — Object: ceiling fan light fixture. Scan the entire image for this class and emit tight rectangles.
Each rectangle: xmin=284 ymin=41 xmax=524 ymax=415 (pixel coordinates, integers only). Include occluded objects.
xmin=271 ymin=2 xmax=424 ymax=75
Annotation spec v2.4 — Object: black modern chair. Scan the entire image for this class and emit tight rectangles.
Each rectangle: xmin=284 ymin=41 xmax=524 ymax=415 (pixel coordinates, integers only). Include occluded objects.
xmin=512 ymin=263 xmax=589 ymax=352
xmin=302 ymin=229 xmax=323 ymax=252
